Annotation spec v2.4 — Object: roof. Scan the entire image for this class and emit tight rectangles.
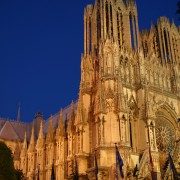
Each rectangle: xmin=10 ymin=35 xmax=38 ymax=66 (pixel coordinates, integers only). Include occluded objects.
xmin=0 ymin=101 xmax=77 ymax=142
xmin=0 ymin=121 xmax=20 ymax=141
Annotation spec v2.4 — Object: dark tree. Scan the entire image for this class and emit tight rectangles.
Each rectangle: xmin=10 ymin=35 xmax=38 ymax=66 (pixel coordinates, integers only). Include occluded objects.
xmin=0 ymin=142 xmax=24 ymax=180
xmin=15 ymin=169 xmax=24 ymax=180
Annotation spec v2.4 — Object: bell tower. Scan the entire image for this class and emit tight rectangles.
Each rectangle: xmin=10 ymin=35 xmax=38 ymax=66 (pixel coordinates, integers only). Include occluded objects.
xmin=83 ymin=0 xmax=140 ymax=56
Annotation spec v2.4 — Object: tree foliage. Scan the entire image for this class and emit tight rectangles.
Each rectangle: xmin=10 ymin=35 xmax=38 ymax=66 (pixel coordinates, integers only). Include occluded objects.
xmin=0 ymin=141 xmax=23 ymax=180
xmin=15 ymin=169 xmax=24 ymax=180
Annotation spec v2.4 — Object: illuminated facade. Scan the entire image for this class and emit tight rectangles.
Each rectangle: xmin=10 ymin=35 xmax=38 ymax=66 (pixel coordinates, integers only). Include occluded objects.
xmin=0 ymin=0 xmax=180 ymax=179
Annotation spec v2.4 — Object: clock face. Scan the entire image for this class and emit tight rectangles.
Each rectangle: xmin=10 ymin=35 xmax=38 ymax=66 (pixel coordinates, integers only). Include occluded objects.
xmin=155 ymin=118 xmax=175 ymax=152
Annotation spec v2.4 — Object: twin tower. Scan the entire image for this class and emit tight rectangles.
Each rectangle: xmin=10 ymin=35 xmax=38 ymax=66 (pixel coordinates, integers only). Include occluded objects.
xmin=84 ymin=0 xmax=139 ymax=55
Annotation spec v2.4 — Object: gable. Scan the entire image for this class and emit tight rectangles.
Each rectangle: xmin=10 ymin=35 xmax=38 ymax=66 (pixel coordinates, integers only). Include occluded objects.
xmin=0 ymin=121 xmax=20 ymax=141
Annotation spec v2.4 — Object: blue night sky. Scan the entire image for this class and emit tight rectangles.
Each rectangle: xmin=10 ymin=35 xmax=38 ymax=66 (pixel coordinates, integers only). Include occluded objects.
xmin=0 ymin=0 xmax=179 ymax=122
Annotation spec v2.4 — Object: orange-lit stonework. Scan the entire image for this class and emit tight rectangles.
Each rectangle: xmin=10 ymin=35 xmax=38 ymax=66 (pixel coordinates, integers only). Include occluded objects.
xmin=0 ymin=0 xmax=179 ymax=179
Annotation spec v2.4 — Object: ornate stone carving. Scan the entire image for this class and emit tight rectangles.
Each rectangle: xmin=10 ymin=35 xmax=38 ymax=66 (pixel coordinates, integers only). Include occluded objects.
xmin=155 ymin=119 xmax=175 ymax=152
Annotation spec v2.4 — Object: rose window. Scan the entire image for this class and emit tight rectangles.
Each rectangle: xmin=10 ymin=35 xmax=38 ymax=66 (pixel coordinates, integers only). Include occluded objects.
xmin=155 ymin=119 xmax=175 ymax=152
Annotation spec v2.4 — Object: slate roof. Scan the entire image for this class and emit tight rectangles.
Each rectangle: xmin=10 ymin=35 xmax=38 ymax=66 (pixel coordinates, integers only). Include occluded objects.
xmin=0 ymin=121 xmax=20 ymax=141
xmin=0 ymin=102 xmax=77 ymax=142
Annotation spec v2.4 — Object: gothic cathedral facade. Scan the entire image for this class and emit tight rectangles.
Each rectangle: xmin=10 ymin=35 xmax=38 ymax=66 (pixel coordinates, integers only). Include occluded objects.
xmin=0 ymin=0 xmax=180 ymax=179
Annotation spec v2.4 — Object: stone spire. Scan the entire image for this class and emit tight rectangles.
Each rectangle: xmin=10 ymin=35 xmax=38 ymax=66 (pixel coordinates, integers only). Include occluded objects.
xmin=46 ymin=116 xmax=54 ymax=143
xmin=21 ymin=131 xmax=27 ymax=157
xmin=30 ymin=124 xmax=35 ymax=144
xmin=70 ymin=101 xmax=76 ymax=119
xmin=23 ymin=131 xmax=27 ymax=150
xmin=36 ymin=120 xmax=44 ymax=148
xmin=28 ymin=124 xmax=35 ymax=152
xmin=38 ymin=120 xmax=44 ymax=139
xmin=76 ymin=95 xmax=84 ymax=125
xmin=59 ymin=109 xmax=65 ymax=137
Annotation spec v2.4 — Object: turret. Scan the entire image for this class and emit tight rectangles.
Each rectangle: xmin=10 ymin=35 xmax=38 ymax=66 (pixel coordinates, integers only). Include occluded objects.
xmin=58 ymin=109 xmax=65 ymax=137
xmin=46 ymin=116 xmax=54 ymax=143
xmin=22 ymin=132 xmax=27 ymax=154
xmin=36 ymin=120 xmax=44 ymax=148
xmin=20 ymin=132 xmax=28 ymax=174
xmin=27 ymin=124 xmax=36 ymax=178
xmin=55 ymin=110 xmax=66 ymax=180
xmin=28 ymin=124 xmax=35 ymax=152
xmin=45 ymin=116 xmax=55 ymax=180
xmin=36 ymin=120 xmax=45 ymax=180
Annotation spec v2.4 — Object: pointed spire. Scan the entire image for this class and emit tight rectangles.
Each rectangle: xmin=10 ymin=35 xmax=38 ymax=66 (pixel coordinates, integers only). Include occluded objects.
xmin=37 ymin=120 xmax=44 ymax=148
xmin=76 ymin=95 xmax=84 ymax=124
xmin=21 ymin=131 xmax=27 ymax=157
xmin=46 ymin=115 xmax=54 ymax=142
xmin=59 ymin=109 xmax=63 ymax=127
xmin=70 ymin=100 xmax=75 ymax=119
xmin=59 ymin=109 xmax=65 ymax=136
xmin=17 ymin=102 xmax=21 ymax=121
xmin=48 ymin=115 xmax=53 ymax=132
xmin=28 ymin=123 xmax=35 ymax=152
xmin=23 ymin=131 xmax=27 ymax=150
xmin=38 ymin=120 xmax=44 ymax=140
xmin=71 ymin=100 xmax=74 ymax=110
xmin=30 ymin=123 xmax=35 ymax=145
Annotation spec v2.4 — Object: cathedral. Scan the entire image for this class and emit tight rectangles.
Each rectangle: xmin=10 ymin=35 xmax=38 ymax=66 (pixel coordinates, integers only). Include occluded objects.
xmin=0 ymin=0 xmax=180 ymax=179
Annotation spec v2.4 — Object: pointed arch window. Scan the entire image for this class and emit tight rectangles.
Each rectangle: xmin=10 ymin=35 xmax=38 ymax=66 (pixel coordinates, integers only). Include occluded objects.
xmin=143 ymin=40 xmax=148 ymax=57
xmin=163 ymin=29 xmax=170 ymax=62
xmin=110 ymin=3 xmax=113 ymax=37
xmin=129 ymin=13 xmax=138 ymax=49
xmin=117 ymin=9 xmax=123 ymax=48
xmin=97 ymin=0 xmax=101 ymax=44
xmin=106 ymin=1 xmax=109 ymax=35
xmin=172 ymin=36 xmax=177 ymax=63
xmin=129 ymin=13 xmax=134 ymax=49
xmin=117 ymin=12 xmax=120 ymax=47
xmin=89 ymin=19 xmax=92 ymax=52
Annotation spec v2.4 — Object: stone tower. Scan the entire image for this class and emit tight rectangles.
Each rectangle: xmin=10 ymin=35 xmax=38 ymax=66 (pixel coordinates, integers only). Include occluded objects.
xmin=84 ymin=0 xmax=139 ymax=54
xmin=75 ymin=0 xmax=180 ymax=179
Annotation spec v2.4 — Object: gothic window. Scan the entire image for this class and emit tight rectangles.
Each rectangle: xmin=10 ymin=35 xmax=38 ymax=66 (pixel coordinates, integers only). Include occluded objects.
xmin=78 ymin=131 xmax=80 ymax=152
xmin=110 ymin=3 xmax=113 ymax=37
xmin=117 ymin=11 xmax=123 ymax=48
xmin=89 ymin=20 xmax=92 ymax=52
xmin=143 ymin=40 xmax=148 ymax=57
xmin=163 ymin=29 xmax=170 ymax=62
xmin=172 ymin=36 xmax=177 ymax=63
xmin=160 ymin=29 xmax=166 ymax=63
xmin=167 ymin=31 xmax=172 ymax=61
xmin=97 ymin=6 xmax=101 ymax=43
xmin=106 ymin=1 xmax=109 ymax=35
xmin=46 ymin=154 xmax=48 ymax=165
xmin=155 ymin=27 xmax=161 ymax=60
xmin=119 ymin=55 xmax=123 ymax=65
xmin=129 ymin=121 xmax=133 ymax=147
xmin=134 ymin=18 xmax=138 ymax=48
xmin=153 ymin=36 xmax=156 ymax=55
xmin=117 ymin=12 xmax=120 ymax=47
xmin=129 ymin=14 xmax=135 ymax=49
xmin=129 ymin=12 xmax=139 ymax=49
